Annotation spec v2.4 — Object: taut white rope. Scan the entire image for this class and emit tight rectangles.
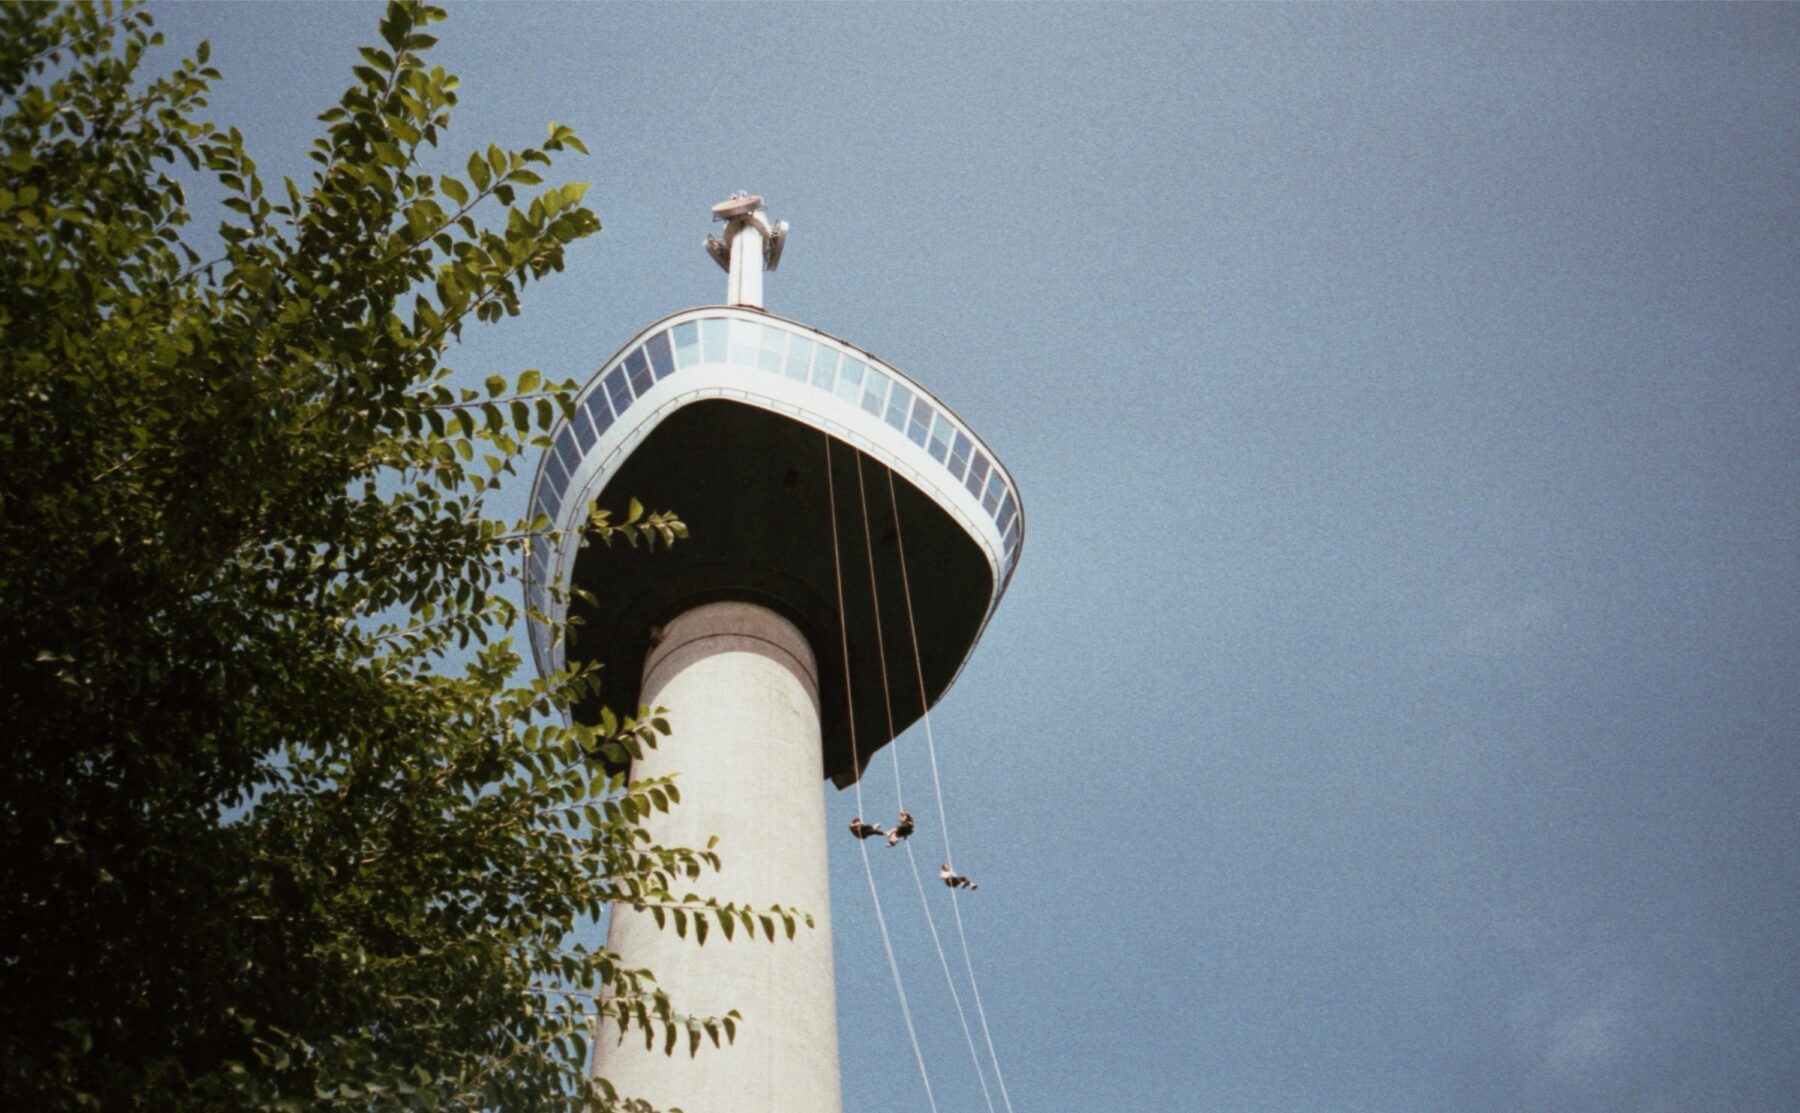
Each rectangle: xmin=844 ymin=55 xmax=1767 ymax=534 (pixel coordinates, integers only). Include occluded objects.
xmin=859 ymin=464 xmax=998 ymax=1113
xmin=825 ymin=436 xmax=937 ymax=1113
xmin=886 ymin=470 xmax=1018 ymax=1113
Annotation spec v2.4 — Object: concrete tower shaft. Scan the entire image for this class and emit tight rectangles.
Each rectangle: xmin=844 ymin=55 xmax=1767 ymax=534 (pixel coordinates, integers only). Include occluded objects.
xmin=595 ymin=602 xmax=840 ymax=1113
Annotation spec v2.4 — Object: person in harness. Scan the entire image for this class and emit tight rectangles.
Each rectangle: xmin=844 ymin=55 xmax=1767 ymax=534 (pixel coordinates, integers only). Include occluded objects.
xmin=847 ymin=817 xmax=886 ymax=840
xmin=940 ymin=862 xmax=979 ymax=891
xmin=885 ymin=808 xmax=915 ymax=847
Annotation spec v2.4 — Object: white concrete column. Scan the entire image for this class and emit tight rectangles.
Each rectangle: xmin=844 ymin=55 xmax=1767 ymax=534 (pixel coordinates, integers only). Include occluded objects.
xmin=726 ymin=220 xmax=765 ymax=308
xmin=594 ymin=601 xmax=841 ymax=1113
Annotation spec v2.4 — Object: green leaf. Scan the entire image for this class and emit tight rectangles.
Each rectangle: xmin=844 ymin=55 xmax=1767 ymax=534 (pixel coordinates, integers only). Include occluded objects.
xmin=0 ymin=4 xmax=739 ymax=1106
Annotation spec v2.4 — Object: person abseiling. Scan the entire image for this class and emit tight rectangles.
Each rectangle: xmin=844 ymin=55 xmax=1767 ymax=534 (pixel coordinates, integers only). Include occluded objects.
xmin=885 ymin=808 xmax=914 ymax=847
xmin=940 ymin=862 xmax=978 ymax=890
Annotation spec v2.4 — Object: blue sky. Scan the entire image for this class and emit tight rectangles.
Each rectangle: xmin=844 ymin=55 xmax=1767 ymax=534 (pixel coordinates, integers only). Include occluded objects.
xmin=149 ymin=4 xmax=1799 ymax=1111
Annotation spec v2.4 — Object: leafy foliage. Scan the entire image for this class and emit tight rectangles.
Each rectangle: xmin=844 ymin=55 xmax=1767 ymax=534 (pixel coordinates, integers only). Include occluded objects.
xmin=0 ymin=3 xmax=804 ymax=1109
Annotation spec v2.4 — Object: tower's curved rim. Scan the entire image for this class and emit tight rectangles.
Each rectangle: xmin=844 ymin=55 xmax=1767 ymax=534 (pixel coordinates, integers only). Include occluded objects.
xmin=523 ymin=305 xmax=1024 ymax=701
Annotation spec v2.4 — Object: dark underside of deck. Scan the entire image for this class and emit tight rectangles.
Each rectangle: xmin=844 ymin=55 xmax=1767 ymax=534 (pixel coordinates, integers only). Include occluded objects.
xmin=565 ymin=399 xmax=993 ymax=787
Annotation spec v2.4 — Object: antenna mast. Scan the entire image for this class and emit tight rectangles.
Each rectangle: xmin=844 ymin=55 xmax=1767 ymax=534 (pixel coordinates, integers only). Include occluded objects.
xmin=705 ymin=192 xmax=788 ymax=308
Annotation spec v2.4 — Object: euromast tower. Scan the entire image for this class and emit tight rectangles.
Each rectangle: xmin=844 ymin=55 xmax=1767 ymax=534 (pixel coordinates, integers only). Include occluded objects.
xmin=524 ymin=195 xmax=1023 ymax=1112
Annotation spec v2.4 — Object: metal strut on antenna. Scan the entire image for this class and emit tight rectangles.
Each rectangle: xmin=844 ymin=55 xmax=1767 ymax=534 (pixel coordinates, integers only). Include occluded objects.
xmin=704 ymin=191 xmax=788 ymax=309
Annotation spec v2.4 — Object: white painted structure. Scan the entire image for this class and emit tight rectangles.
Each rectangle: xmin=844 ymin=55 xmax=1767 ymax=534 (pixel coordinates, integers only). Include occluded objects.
xmin=521 ymin=310 xmax=1023 ymax=689
xmin=529 ymin=195 xmax=1021 ymax=1111
xmin=595 ymin=602 xmax=841 ymax=1113
xmin=707 ymin=191 xmax=786 ymax=309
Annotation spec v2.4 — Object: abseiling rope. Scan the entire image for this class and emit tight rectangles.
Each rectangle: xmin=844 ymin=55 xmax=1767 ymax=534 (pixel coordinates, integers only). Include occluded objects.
xmin=900 ymin=833 xmax=996 ymax=1113
xmin=886 ymin=470 xmax=1019 ymax=1113
xmin=824 ymin=436 xmax=938 ymax=1113
xmin=856 ymin=461 xmax=998 ymax=1113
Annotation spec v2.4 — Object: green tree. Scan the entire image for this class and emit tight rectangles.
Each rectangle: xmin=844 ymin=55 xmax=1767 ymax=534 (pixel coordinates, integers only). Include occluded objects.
xmin=0 ymin=3 xmax=802 ymax=1108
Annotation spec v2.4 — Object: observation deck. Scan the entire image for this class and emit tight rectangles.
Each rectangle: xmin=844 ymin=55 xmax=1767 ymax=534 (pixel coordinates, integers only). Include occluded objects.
xmin=524 ymin=205 xmax=1022 ymax=786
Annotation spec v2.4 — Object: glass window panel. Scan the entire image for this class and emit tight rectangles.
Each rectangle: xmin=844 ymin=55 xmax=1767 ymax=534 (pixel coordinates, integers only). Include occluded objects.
xmin=906 ymin=395 xmax=932 ymax=446
xmin=756 ymin=325 xmax=786 ymax=373
xmin=885 ymin=381 xmax=914 ymax=432
xmin=625 ymin=349 xmax=654 ymax=395
xmin=964 ymin=452 xmax=990 ymax=498
xmin=947 ymin=431 xmax=973 ymax=479
xmin=728 ymin=319 xmax=759 ymax=366
xmin=784 ymin=336 xmax=814 ymax=381
xmin=927 ymin=412 xmax=953 ymax=462
xmin=835 ymin=358 xmax=865 ymax=403
xmin=554 ymin=423 xmax=581 ymax=474
xmin=646 ymin=331 xmax=676 ymax=380
xmin=982 ymin=470 xmax=1003 ymax=514
xmin=582 ymin=390 xmax=613 ymax=437
xmin=861 ymin=368 xmax=890 ymax=416
xmin=543 ymin=446 xmax=569 ymax=492
xmin=1004 ymin=517 xmax=1021 ymax=553
xmin=535 ymin=482 xmax=562 ymax=525
xmin=810 ymin=346 xmax=839 ymax=390
xmin=998 ymin=491 xmax=1017 ymax=533
xmin=672 ymin=321 xmax=699 ymax=368
xmin=571 ymin=406 xmax=597 ymax=453
xmin=604 ymin=367 xmax=633 ymax=414
xmin=700 ymin=318 xmax=726 ymax=363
